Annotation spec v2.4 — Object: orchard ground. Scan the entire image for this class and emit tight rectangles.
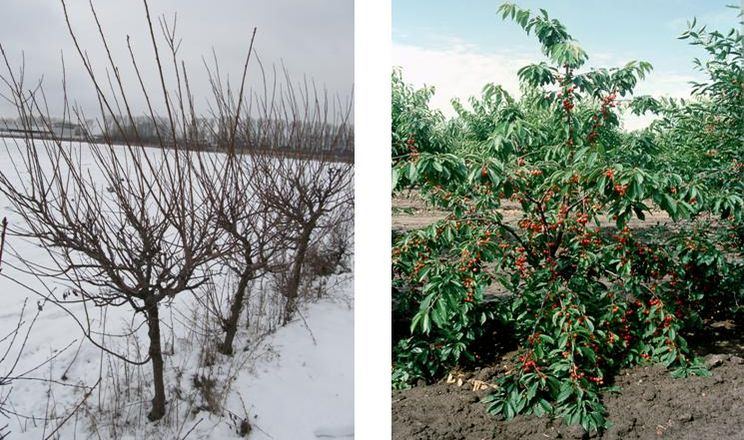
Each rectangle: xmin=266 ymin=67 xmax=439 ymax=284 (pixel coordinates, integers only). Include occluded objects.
xmin=392 ymin=193 xmax=744 ymax=440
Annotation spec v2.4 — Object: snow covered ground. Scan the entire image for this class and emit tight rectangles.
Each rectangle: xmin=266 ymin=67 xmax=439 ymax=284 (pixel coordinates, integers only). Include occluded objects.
xmin=234 ymin=290 xmax=354 ymax=440
xmin=0 ymin=138 xmax=354 ymax=439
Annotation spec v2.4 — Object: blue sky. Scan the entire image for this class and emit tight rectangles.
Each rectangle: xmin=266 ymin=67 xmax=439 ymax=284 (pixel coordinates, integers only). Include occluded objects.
xmin=392 ymin=1 xmax=740 ymax=129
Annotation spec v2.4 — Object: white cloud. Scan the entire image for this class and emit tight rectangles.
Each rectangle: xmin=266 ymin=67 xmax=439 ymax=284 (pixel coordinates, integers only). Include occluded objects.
xmin=392 ymin=42 xmax=536 ymax=117
xmin=394 ymin=42 xmax=702 ymax=131
xmin=622 ymin=112 xmax=659 ymax=132
xmin=634 ymin=72 xmax=699 ymax=99
xmin=622 ymin=70 xmax=702 ymax=131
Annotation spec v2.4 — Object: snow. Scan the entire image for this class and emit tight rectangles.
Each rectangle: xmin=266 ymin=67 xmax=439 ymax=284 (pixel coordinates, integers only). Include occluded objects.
xmin=0 ymin=137 xmax=354 ymax=439
xmin=234 ymin=293 xmax=354 ymax=440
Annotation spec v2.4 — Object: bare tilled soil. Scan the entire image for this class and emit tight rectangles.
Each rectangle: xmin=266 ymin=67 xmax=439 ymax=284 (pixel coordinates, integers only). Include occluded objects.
xmin=392 ymin=326 xmax=744 ymax=440
xmin=392 ymin=194 xmax=674 ymax=233
xmin=392 ymin=192 xmax=450 ymax=231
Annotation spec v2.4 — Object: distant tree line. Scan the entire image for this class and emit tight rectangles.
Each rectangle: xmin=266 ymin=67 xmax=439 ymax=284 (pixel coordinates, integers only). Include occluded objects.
xmin=100 ymin=111 xmax=353 ymax=160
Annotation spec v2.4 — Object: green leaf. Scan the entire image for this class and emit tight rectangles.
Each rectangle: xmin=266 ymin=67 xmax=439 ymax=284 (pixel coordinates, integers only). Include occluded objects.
xmin=504 ymin=400 xmax=516 ymax=420
xmin=557 ymin=382 xmax=573 ymax=403
xmin=407 ymin=162 xmax=418 ymax=182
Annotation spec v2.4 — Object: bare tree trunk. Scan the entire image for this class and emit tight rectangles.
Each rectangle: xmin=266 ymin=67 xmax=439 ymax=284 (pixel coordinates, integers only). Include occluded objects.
xmin=284 ymin=223 xmax=314 ymax=325
xmin=145 ymin=299 xmax=166 ymax=421
xmin=219 ymin=269 xmax=253 ymax=355
xmin=317 ymin=278 xmax=327 ymax=299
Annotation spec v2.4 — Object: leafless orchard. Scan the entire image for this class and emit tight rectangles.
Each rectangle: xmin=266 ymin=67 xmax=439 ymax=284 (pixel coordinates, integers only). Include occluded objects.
xmin=0 ymin=0 xmax=352 ymax=434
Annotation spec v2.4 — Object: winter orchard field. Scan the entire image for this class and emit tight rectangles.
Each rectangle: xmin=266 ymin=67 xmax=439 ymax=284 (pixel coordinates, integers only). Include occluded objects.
xmin=0 ymin=0 xmax=354 ymax=437
xmin=0 ymin=139 xmax=354 ymax=440
xmin=392 ymin=3 xmax=743 ymax=439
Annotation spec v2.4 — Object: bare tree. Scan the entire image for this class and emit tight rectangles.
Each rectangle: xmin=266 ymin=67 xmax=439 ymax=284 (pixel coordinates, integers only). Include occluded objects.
xmin=0 ymin=0 xmax=256 ymax=421
xmin=211 ymin=156 xmax=287 ymax=355
xmin=187 ymin=42 xmax=288 ymax=356
xmin=245 ymin=75 xmax=354 ymax=324
xmin=261 ymin=157 xmax=353 ymax=324
xmin=200 ymin=61 xmax=354 ymax=346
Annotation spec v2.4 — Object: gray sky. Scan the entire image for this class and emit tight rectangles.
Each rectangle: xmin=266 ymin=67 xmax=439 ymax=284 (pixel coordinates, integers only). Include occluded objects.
xmin=0 ymin=0 xmax=353 ymax=119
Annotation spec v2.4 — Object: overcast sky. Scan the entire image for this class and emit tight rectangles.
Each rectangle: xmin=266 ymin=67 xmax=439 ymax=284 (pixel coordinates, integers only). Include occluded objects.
xmin=0 ymin=0 xmax=353 ymax=119
xmin=394 ymin=0 xmax=739 ymax=130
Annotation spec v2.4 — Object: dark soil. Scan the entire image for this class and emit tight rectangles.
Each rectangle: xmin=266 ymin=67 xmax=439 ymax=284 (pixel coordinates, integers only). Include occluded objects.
xmin=393 ymin=356 xmax=744 ymax=439
xmin=393 ymin=330 xmax=744 ymax=440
